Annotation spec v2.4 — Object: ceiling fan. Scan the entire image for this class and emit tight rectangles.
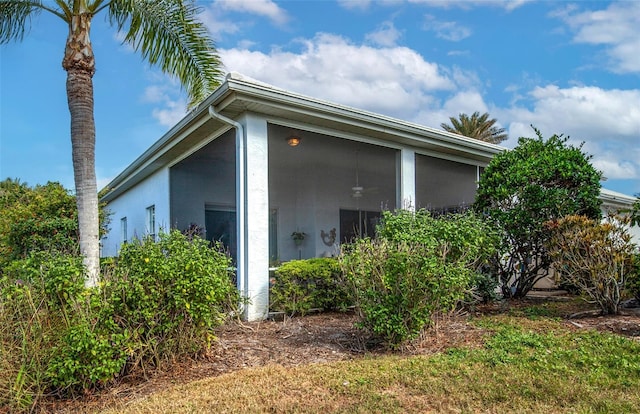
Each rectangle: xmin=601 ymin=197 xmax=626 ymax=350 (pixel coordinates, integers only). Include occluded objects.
xmin=351 ymin=151 xmax=377 ymax=198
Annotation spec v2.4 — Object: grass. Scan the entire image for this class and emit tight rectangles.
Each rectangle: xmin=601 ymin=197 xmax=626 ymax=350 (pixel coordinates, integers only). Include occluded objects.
xmin=101 ymin=310 xmax=640 ymax=414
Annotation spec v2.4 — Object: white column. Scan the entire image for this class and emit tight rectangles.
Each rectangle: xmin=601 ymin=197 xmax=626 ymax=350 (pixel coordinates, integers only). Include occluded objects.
xmin=238 ymin=113 xmax=270 ymax=321
xmin=396 ymin=148 xmax=416 ymax=210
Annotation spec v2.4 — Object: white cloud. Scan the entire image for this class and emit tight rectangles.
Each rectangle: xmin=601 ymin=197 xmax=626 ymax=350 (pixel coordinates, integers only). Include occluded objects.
xmin=236 ymin=39 xmax=257 ymax=50
xmin=365 ymin=21 xmax=402 ymax=47
xmin=412 ymin=89 xmax=491 ymax=129
xmin=214 ymin=0 xmax=289 ymax=26
xmin=337 ymin=0 xmax=403 ymax=10
xmin=525 ymin=85 xmax=640 ymax=138
xmin=552 ymin=1 xmax=640 ymax=74
xmin=140 ymin=85 xmax=167 ymax=104
xmin=423 ymin=14 xmax=471 ymax=41
xmin=592 ymin=155 xmax=638 ymax=180
xmin=139 ymin=75 xmax=188 ymax=127
xmin=504 ymin=85 xmax=640 ymax=181
xmin=337 ymin=0 xmax=372 ymax=11
xmin=409 ymin=0 xmax=532 ymax=11
xmin=443 ymin=90 xmax=489 ymax=115
xmin=447 ymin=50 xmax=470 ymax=57
xmin=220 ymin=33 xmax=462 ymax=118
xmin=152 ymin=98 xmax=188 ymax=128
xmin=199 ymin=11 xmax=241 ymax=39
xmin=198 ymin=3 xmax=242 ymax=40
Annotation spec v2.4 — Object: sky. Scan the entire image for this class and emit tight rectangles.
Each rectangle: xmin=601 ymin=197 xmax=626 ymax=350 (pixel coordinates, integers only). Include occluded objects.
xmin=1 ymin=0 xmax=639 ymax=197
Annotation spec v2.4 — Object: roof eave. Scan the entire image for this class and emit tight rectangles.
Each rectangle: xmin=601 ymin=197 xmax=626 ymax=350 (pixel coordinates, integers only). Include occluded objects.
xmin=101 ymin=73 xmax=506 ymax=201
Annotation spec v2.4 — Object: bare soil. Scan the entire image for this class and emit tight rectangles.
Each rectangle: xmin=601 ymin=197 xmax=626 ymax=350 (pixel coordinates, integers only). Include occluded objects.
xmin=44 ymin=297 xmax=640 ymax=413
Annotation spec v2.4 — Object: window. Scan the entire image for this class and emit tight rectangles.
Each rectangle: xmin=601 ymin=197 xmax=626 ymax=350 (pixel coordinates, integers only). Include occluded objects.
xmin=120 ymin=217 xmax=128 ymax=244
xmin=205 ymin=208 xmax=236 ymax=262
xmin=146 ymin=205 xmax=156 ymax=239
xmin=340 ymin=209 xmax=381 ymax=243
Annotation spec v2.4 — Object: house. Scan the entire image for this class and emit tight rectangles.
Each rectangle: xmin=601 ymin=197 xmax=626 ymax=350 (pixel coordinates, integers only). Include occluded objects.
xmin=100 ymin=72 xmax=638 ymax=320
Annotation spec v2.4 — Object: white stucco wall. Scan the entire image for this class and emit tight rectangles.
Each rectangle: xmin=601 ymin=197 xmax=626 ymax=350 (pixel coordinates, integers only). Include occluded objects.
xmin=241 ymin=113 xmax=271 ymax=321
xmin=397 ymin=148 xmax=416 ymax=210
xmin=101 ymin=168 xmax=170 ymax=257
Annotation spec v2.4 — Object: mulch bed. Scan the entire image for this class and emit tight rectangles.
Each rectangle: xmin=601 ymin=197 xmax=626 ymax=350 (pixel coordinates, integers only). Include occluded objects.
xmin=43 ymin=297 xmax=640 ymax=413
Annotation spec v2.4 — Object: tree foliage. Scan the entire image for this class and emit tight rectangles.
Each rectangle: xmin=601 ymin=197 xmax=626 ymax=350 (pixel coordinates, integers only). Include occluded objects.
xmin=270 ymin=258 xmax=350 ymax=316
xmin=630 ymin=196 xmax=640 ymax=227
xmin=546 ymin=215 xmax=635 ymax=315
xmin=0 ymin=0 xmax=223 ymax=285
xmin=0 ymin=179 xmax=110 ymax=270
xmin=441 ymin=111 xmax=508 ymax=144
xmin=340 ymin=210 xmax=497 ymax=347
xmin=474 ymin=128 xmax=602 ymax=298
xmin=1 ymin=230 xmax=236 ymax=410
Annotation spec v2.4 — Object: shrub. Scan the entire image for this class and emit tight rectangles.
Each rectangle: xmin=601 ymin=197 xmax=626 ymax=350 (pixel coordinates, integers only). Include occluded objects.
xmin=474 ymin=128 xmax=602 ymax=298
xmin=469 ymin=268 xmax=500 ymax=304
xmin=546 ymin=215 xmax=636 ymax=314
xmin=270 ymin=258 xmax=350 ymax=316
xmin=105 ymin=230 xmax=238 ymax=371
xmin=628 ymin=253 xmax=640 ymax=302
xmin=340 ymin=210 xmax=497 ymax=347
xmin=0 ymin=230 xmax=238 ymax=411
xmin=0 ymin=179 xmax=111 ymax=269
xmin=0 ymin=252 xmax=125 ymax=410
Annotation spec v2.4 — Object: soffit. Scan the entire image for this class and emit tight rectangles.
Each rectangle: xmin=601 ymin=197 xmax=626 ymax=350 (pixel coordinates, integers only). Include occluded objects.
xmin=103 ymin=74 xmax=503 ymax=201
xmin=215 ymin=83 xmax=503 ymax=163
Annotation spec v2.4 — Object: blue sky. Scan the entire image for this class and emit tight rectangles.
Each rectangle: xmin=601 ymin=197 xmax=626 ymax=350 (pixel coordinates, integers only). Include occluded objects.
xmin=1 ymin=0 xmax=639 ymax=197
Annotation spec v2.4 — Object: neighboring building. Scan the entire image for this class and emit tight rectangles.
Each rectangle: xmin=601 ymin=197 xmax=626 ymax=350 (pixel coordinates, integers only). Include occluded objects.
xmin=100 ymin=73 xmax=638 ymax=320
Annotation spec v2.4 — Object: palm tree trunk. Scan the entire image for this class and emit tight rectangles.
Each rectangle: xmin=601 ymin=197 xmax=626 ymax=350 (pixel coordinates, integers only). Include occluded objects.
xmin=63 ymin=13 xmax=99 ymax=287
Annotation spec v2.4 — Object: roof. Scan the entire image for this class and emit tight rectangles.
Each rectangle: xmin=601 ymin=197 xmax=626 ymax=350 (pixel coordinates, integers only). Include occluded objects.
xmin=101 ymin=72 xmax=505 ymax=202
xmin=100 ymin=73 xmax=636 ymax=207
xmin=600 ymin=188 xmax=638 ymax=209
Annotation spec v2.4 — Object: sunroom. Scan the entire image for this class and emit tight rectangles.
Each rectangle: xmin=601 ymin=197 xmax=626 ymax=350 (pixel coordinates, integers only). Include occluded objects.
xmin=101 ymin=73 xmax=501 ymax=320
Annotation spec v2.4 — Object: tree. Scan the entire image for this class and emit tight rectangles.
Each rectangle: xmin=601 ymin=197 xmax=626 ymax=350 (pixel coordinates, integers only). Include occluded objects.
xmin=546 ymin=215 xmax=635 ymax=315
xmin=0 ymin=0 xmax=223 ymax=286
xmin=441 ymin=111 xmax=508 ymax=144
xmin=0 ymin=179 xmax=111 ymax=269
xmin=630 ymin=195 xmax=640 ymax=226
xmin=474 ymin=127 xmax=602 ymax=299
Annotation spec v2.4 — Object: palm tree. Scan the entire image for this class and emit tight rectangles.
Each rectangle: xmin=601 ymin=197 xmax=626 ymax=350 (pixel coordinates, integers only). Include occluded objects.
xmin=441 ymin=111 xmax=508 ymax=144
xmin=1 ymin=0 xmax=223 ymax=286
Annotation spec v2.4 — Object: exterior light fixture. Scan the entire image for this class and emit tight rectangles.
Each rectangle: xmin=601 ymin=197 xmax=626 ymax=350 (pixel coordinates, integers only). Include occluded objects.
xmin=287 ymin=135 xmax=301 ymax=147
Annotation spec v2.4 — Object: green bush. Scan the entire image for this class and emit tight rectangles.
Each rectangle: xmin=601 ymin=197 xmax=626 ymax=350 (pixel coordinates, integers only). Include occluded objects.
xmin=270 ymin=258 xmax=350 ymax=316
xmin=469 ymin=268 xmax=500 ymax=304
xmin=0 ymin=179 xmax=111 ymax=269
xmin=0 ymin=180 xmax=78 ymax=266
xmin=46 ymin=320 xmax=127 ymax=391
xmin=105 ymin=230 xmax=239 ymax=371
xmin=474 ymin=129 xmax=602 ymax=299
xmin=546 ymin=215 xmax=636 ymax=314
xmin=0 ymin=252 xmax=125 ymax=409
xmin=340 ymin=210 xmax=497 ymax=347
xmin=0 ymin=230 xmax=238 ymax=411
xmin=628 ymin=253 xmax=640 ymax=302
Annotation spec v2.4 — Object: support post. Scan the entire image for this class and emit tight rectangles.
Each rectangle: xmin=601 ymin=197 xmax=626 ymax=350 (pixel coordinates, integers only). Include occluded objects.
xmin=396 ymin=148 xmax=416 ymax=211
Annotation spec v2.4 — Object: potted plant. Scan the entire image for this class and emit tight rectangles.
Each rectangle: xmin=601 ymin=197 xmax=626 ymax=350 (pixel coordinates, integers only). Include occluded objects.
xmin=291 ymin=231 xmax=307 ymax=246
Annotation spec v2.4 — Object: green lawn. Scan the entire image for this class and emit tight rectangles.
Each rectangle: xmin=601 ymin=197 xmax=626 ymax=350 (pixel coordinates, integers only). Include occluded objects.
xmin=101 ymin=310 xmax=640 ymax=414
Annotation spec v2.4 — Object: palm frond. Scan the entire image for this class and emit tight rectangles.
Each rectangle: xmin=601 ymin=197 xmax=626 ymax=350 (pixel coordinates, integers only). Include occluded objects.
xmin=109 ymin=0 xmax=224 ymax=108
xmin=0 ymin=0 xmax=43 ymax=43
xmin=441 ymin=111 xmax=508 ymax=144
